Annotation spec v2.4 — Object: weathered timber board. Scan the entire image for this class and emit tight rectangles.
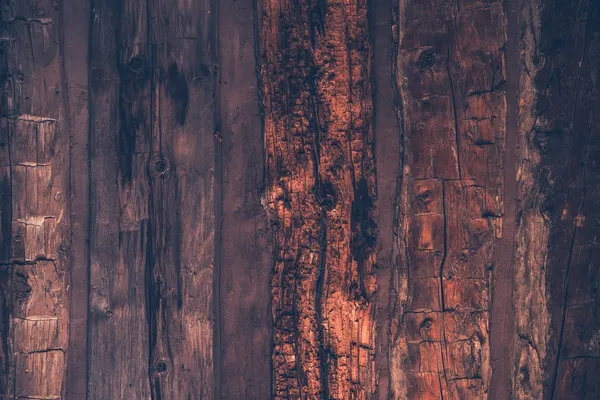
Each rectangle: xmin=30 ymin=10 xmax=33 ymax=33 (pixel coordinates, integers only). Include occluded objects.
xmin=0 ymin=0 xmax=70 ymax=398
xmin=0 ymin=0 xmax=597 ymax=399
xmin=260 ymin=0 xmax=377 ymax=397
xmin=514 ymin=0 xmax=600 ymax=398
xmin=391 ymin=0 xmax=507 ymax=398
xmin=88 ymin=0 xmax=216 ymax=398
xmin=217 ymin=0 xmax=272 ymax=396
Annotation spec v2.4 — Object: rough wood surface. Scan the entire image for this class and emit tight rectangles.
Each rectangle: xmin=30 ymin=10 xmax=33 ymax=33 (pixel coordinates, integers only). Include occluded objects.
xmin=391 ymin=0 xmax=507 ymax=397
xmin=260 ymin=0 xmax=377 ymax=397
xmin=88 ymin=0 xmax=216 ymax=398
xmin=0 ymin=0 xmax=70 ymax=398
xmin=0 ymin=0 xmax=599 ymax=399
xmin=514 ymin=0 xmax=600 ymax=398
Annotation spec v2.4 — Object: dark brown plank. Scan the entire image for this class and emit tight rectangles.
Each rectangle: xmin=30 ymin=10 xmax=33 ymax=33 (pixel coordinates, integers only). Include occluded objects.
xmin=514 ymin=0 xmax=600 ymax=398
xmin=146 ymin=0 xmax=216 ymax=397
xmin=372 ymin=0 xmax=403 ymax=397
xmin=88 ymin=0 xmax=152 ymax=397
xmin=60 ymin=0 xmax=90 ymax=398
xmin=217 ymin=0 xmax=272 ymax=396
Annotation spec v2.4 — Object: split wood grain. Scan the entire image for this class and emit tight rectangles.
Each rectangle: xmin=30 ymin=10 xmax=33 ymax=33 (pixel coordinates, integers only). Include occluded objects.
xmin=260 ymin=0 xmax=377 ymax=397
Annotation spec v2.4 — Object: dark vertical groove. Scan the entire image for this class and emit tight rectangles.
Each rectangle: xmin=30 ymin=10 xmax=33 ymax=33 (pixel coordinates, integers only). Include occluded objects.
xmin=550 ymin=190 xmax=585 ymax=400
xmin=489 ymin=0 xmax=519 ymax=397
xmin=316 ymin=216 xmax=329 ymax=399
xmin=212 ymin=0 xmax=222 ymax=394
xmin=446 ymin=46 xmax=461 ymax=179
xmin=439 ymin=181 xmax=449 ymax=386
xmin=86 ymin=3 xmax=95 ymax=399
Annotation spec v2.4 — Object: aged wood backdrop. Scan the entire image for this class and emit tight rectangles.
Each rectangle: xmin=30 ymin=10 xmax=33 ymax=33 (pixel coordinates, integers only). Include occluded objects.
xmin=0 ymin=0 xmax=599 ymax=398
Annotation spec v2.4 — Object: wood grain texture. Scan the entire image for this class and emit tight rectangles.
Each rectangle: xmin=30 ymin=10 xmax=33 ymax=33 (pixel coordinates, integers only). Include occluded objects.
xmin=0 ymin=0 xmax=70 ymax=398
xmin=88 ymin=0 xmax=216 ymax=398
xmin=514 ymin=0 xmax=600 ymax=398
xmin=391 ymin=0 xmax=507 ymax=397
xmin=0 ymin=0 xmax=598 ymax=399
xmin=260 ymin=0 xmax=377 ymax=397
xmin=60 ymin=0 xmax=90 ymax=397
xmin=371 ymin=0 xmax=402 ymax=397
xmin=217 ymin=0 xmax=272 ymax=396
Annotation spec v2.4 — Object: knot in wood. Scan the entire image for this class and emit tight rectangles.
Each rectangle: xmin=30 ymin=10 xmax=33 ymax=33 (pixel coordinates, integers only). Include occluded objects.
xmin=155 ymin=360 xmax=169 ymax=375
xmin=420 ymin=318 xmax=433 ymax=331
xmin=150 ymin=157 xmax=171 ymax=178
xmin=417 ymin=48 xmax=438 ymax=71
xmin=128 ymin=56 xmax=145 ymax=74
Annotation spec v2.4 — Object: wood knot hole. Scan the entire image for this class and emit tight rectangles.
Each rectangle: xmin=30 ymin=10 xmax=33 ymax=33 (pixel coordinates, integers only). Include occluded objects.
xmin=128 ymin=56 xmax=144 ymax=74
xmin=417 ymin=48 xmax=437 ymax=71
xmin=420 ymin=318 xmax=433 ymax=330
xmin=150 ymin=157 xmax=170 ymax=178
xmin=155 ymin=360 xmax=169 ymax=375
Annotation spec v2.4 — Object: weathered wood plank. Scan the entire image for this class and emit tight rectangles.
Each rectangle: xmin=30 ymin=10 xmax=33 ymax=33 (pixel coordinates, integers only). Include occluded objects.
xmin=514 ymin=0 xmax=600 ymax=398
xmin=217 ymin=0 xmax=272 ymax=396
xmin=146 ymin=0 xmax=216 ymax=397
xmin=88 ymin=0 xmax=152 ymax=398
xmin=392 ymin=0 xmax=507 ymax=397
xmin=372 ymin=0 xmax=403 ymax=397
xmin=0 ymin=0 xmax=71 ymax=397
xmin=260 ymin=0 xmax=377 ymax=397
xmin=59 ymin=0 xmax=90 ymax=397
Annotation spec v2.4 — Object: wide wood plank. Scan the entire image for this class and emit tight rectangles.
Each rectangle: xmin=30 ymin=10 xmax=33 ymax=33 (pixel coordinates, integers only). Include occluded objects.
xmin=392 ymin=0 xmax=507 ymax=397
xmin=146 ymin=0 xmax=216 ymax=397
xmin=260 ymin=0 xmax=377 ymax=397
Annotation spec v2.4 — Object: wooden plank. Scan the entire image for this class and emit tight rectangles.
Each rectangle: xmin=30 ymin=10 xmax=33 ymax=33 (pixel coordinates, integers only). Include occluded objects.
xmin=260 ymin=0 xmax=377 ymax=397
xmin=514 ymin=0 xmax=600 ymax=398
xmin=392 ymin=0 xmax=507 ymax=397
xmin=372 ymin=0 xmax=403 ymax=397
xmin=0 ymin=0 xmax=71 ymax=397
xmin=88 ymin=0 xmax=152 ymax=398
xmin=217 ymin=0 xmax=272 ymax=396
xmin=59 ymin=0 xmax=90 ymax=398
xmin=145 ymin=0 xmax=217 ymax=397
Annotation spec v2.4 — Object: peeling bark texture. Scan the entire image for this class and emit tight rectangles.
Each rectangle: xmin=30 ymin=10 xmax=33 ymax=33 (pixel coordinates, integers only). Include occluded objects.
xmin=0 ymin=0 xmax=599 ymax=399
xmin=260 ymin=0 xmax=377 ymax=398
xmin=514 ymin=0 xmax=600 ymax=399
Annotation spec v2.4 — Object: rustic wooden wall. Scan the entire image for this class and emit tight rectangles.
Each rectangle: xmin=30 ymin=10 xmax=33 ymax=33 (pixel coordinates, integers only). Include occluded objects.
xmin=0 ymin=0 xmax=598 ymax=399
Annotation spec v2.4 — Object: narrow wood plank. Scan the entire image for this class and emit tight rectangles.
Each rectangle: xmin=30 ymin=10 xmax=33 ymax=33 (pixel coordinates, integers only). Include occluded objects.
xmin=88 ymin=0 xmax=152 ymax=398
xmin=217 ymin=0 xmax=272 ymax=396
xmin=59 ymin=0 xmax=90 ymax=397
xmin=0 ymin=0 xmax=70 ymax=397
xmin=146 ymin=0 xmax=217 ymax=397
xmin=372 ymin=0 xmax=403 ymax=397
